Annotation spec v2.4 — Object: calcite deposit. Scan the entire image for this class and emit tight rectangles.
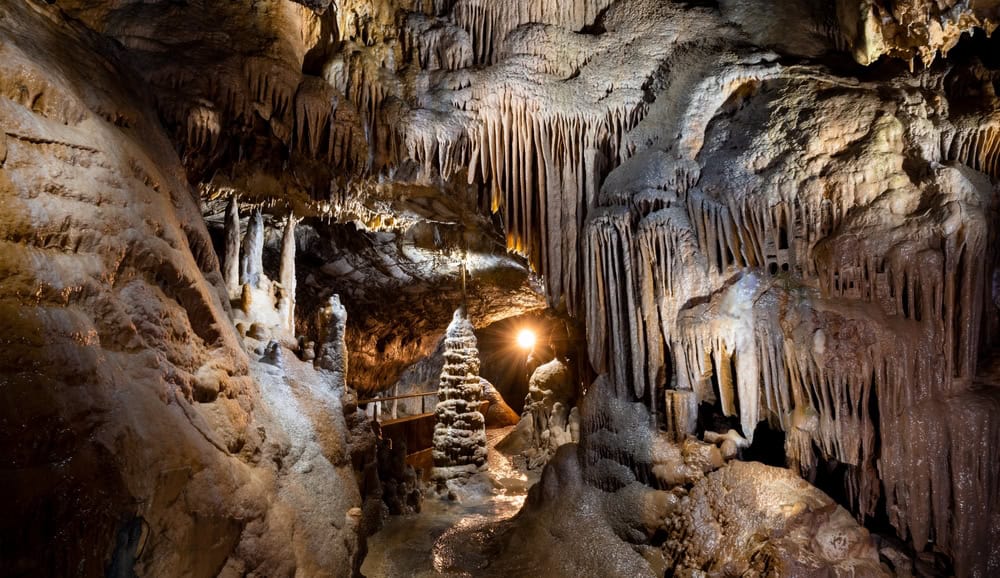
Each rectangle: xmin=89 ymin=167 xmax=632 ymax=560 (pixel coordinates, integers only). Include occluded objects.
xmin=0 ymin=3 xmax=374 ymax=575
xmin=502 ymin=358 xmax=581 ymax=469
xmin=3 ymin=0 xmax=1000 ymax=575
xmin=431 ymin=308 xmax=488 ymax=480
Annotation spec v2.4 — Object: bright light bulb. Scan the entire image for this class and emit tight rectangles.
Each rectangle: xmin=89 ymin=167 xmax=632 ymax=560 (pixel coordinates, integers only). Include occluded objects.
xmin=516 ymin=329 xmax=536 ymax=350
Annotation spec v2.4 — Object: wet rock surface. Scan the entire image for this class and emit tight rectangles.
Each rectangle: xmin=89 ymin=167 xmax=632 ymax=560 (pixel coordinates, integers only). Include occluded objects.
xmin=2 ymin=0 xmax=1000 ymax=574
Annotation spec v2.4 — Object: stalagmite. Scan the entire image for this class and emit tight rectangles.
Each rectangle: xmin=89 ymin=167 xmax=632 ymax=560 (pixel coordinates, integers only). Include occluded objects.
xmin=278 ymin=213 xmax=297 ymax=336
xmin=511 ymin=358 xmax=579 ymax=469
xmin=240 ymin=209 xmax=264 ymax=289
xmin=431 ymin=307 xmax=488 ymax=482
xmin=223 ymin=196 xmax=240 ymax=296
xmin=316 ymin=294 xmax=349 ymax=390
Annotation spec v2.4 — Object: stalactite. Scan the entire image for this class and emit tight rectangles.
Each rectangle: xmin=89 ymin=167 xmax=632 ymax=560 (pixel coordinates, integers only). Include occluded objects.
xmin=328 ymin=97 xmax=369 ymax=174
xmin=403 ymin=15 xmax=473 ymax=72
xmin=584 ymin=207 xmax=645 ymax=402
xmin=294 ymin=77 xmax=335 ymax=158
xmin=244 ymin=56 xmax=299 ymax=127
xmin=583 ymin=56 xmax=1000 ymax=573
xmin=663 ymin=390 xmax=697 ymax=442
xmin=945 ymin=120 xmax=1000 ymax=180
xmin=395 ymin=107 xmax=473 ymax=181
xmin=452 ymin=0 xmax=615 ymax=65
xmin=469 ymin=85 xmax=646 ymax=312
xmin=184 ymin=102 xmax=220 ymax=153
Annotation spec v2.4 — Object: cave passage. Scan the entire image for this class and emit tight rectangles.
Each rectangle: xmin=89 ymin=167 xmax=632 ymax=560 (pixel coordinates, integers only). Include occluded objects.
xmin=362 ymin=427 xmax=538 ymax=577
xmin=2 ymin=0 xmax=1000 ymax=576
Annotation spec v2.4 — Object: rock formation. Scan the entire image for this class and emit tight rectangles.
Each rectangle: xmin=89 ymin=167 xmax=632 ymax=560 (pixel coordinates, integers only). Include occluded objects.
xmin=431 ymin=308 xmax=488 ymax=481
xmin=0 ymin=4 xmax=372 ymax=575
xmin=583 ymin=50 xmax=1000 ymax=572
xmin=505 ymin=358 xmax=581 ymax=469
xmin=480 ymin=377 xmax=520 ymax=427
xmin=836 ymin=0 xmax=1000 ymax=65
xmin=3 ymin=0 xmax=1000 ymax=574
xmin=433 ymin=375 xmax=887 ymax=577
xmin=662 ymin=461 xmax=887 ymax=577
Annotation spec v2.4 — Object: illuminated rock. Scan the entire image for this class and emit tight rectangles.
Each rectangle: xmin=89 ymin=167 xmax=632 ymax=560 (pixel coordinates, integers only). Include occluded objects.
xmin=431 ymin=307 xmax=488 ymax=481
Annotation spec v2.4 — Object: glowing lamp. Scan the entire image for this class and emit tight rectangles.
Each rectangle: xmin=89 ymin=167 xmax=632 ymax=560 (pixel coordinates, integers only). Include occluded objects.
xmin=516 ymin=329 xmax=537 ymax=350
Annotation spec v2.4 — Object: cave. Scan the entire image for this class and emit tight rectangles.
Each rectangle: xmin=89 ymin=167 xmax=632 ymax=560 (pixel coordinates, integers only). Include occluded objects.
xmin=2 ymin=0 xmax=999 ymax=576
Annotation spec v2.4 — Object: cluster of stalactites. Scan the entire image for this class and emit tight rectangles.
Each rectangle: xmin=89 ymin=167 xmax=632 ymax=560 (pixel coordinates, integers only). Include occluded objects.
xmin=152 ymin=50 xmax=372 ymax=178
xmin=467 ymin=88 xmax=647 ymax=312
xmin=581 ymin=60 xmax=1000 ymax=573
xmin=431 ymin=307 xmax=488 ymax=479
xmin=451 ymin=0 xmax=614 ymax=65
xmin=943 ymin=118 xmax=1000 ymax=181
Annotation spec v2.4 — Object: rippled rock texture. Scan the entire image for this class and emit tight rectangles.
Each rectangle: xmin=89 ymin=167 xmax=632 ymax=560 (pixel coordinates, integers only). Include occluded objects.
xmin=0 ymin=3 xmax=371 ymax=575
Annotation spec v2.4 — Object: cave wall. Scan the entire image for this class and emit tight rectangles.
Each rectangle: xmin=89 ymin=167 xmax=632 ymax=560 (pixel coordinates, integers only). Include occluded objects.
xmin=582 ymin=21 xmax=1000 ymax=578
xmin=2 ymin=0 xmax=1000 ymax=575
xmin=0 ymin=3 xmax=371 ymax=576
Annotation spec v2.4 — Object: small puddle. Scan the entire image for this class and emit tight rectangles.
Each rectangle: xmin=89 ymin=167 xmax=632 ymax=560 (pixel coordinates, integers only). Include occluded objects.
xmin=362 ymin=426 xmax=538 ymax=577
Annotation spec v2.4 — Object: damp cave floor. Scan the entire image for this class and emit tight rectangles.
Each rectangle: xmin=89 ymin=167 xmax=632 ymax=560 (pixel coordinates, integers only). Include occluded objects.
xmin=361 ymin=426 xmax=539 ymax=577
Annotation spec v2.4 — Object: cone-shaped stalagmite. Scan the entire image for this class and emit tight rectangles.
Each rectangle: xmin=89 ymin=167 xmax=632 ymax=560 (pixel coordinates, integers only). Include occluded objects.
xmin=431 ymin=307 xmax=488 ymax=481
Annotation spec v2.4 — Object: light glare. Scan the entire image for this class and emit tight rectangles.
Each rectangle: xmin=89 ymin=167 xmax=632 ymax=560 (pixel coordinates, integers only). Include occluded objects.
xmin=516 ymin=329 xmax=536 ymax=350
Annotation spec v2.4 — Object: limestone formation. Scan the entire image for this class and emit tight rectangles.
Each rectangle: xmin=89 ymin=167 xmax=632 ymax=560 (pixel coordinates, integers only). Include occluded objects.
xmin=480 ymin=377 xmax=520 ymax=427
xmin=225 ymin=208 xmax=301 ymax=344
xmin=662 ymin=461 xmax=887 ymax=577
xmin=278 ymin=213 xmax=298 ymax=335
xmin=0 ymin=3 xmax=371 ymax=574
xmin=836 ymin=0 xmax=1000 ymax=65
xmin=223 ymin=196 xmax=241 ymax=296
xmin=514 ymin=358 xmax=580 ymax=469
xmin=240 ymin=209 xmax=265 ymax=289
xmin=582 ymin=32 xmax=1000 ymax=573
xmin=4 ymin=0 xmax=1000 ymax=574
xmin=316 ymin=293 xmax=349 ymax=388
xmin=431 ymin=308 xmax=488 ymax=481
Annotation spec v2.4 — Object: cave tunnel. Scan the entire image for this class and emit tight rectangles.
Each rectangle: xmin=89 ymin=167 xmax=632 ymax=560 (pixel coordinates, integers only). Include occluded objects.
xmin=2 ymin=0 xmax=1000 ymax=576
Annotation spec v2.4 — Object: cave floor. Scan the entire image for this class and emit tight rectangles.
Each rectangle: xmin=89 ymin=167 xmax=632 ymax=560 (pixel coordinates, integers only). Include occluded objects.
xmin=362 ymin=426 xmax=539 ymax=577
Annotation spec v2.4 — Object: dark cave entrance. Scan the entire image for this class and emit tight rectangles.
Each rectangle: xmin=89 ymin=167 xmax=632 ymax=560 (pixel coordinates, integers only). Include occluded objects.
xmin=476 ymin=310 xmax=585 ymax=414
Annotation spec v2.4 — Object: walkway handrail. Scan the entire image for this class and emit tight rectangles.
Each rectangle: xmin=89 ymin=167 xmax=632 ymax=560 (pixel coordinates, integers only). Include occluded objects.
xmin=357 ymin=391 xmax=438 ymax=404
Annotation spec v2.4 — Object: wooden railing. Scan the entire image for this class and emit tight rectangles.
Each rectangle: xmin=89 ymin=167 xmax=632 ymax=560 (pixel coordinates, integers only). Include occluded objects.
xmin=357 ymin=391 xmax=437 ymax=420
